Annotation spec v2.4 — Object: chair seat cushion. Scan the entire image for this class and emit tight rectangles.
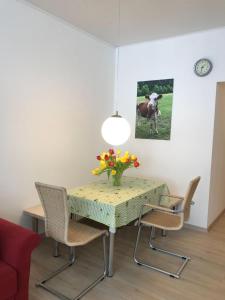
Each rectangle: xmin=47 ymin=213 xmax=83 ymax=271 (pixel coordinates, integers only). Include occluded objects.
xmin=0 ymin=260 xmax=17 ymax=299
xmin=141 ymin=211 xmax=182 ymax=230
xmin=67 ymin=220 xmax=106 ymax=246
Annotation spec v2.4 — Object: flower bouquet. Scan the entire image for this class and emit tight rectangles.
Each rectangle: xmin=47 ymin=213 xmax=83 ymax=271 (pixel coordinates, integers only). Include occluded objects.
xmin=92 ymin=149 xmax=140 ymax=186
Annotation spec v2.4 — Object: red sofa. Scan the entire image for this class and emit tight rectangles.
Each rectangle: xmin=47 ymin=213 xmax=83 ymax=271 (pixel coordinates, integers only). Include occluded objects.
xmin=0 ymin=218 xmax=41 ymax=300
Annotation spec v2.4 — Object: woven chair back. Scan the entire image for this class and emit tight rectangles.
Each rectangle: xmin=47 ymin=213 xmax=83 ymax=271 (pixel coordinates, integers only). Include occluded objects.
xmin=182 ymin=177 xmax=201 ymax=221
xmin=35 ymin=182 xmax=69 ymax=244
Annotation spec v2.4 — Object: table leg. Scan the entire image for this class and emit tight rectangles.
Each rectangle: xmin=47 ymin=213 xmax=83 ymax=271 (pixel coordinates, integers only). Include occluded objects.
xmin=32 ymin=217 xmax=38 ymax=233
xmin=108 ymin=227 xmax=116 ymax=277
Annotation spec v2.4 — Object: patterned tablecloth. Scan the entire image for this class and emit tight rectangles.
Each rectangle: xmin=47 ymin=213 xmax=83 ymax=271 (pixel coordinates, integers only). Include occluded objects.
xmin=68 ymin=177 xmax=169 ymax=229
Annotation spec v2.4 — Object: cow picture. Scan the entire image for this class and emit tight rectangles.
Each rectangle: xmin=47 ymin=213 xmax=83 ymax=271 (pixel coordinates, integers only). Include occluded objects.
xmin=135 ymin=79 xmax=174 ymax=140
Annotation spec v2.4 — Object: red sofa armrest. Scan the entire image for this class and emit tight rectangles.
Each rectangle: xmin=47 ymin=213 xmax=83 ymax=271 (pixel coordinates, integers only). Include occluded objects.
xmin=0 ymin=218 xmax=42 ymax=300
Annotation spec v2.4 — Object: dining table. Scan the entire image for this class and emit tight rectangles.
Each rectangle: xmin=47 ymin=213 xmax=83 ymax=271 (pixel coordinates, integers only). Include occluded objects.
xmin=68 ymin=176 xmax=170 ymax=277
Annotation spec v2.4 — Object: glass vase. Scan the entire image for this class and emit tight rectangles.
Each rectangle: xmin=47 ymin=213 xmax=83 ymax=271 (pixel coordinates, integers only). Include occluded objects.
xmin=112 ymin=173 xmax=123 ymax=186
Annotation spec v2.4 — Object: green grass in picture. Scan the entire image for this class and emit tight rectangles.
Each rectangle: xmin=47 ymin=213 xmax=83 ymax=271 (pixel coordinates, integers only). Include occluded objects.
xmin=135 ymin=93 xmax=173 ymax=140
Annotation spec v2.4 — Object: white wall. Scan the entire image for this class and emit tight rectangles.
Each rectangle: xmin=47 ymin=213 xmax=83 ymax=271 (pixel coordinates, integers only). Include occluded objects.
xmin=208 ymin=82 xmax=225 ymax=226
xmin=117 ymin=28 xmax=225 ymax=228
xmin=1 ymin=1 xmax=225 ymax=230
xmin=0 ymin=0 xmax=115 ymax=226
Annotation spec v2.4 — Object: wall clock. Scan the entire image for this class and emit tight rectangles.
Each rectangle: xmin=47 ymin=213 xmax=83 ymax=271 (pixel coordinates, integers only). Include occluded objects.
xmin=194 ymin=58 xmax=213 ymax=77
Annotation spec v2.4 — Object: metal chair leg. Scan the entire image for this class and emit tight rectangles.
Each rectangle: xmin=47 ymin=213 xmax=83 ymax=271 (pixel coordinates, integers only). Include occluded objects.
xmin=36 ymin=234 xmax=107 ymax=300
xmin=74 ymin=235 xmax=107 ymax=300
xmin=151 ymin=227 xmax=156 ymax=239
xmin=161 ymin=229 xmax=167 ymax=237
xmin=53 ymin=241 xmax=60 ymax=257
xmin=32 ymin=217 xmax=38 ymax=233
xmin=36 ymin=246 xmax=76 ymax=300
xmin=134 ymin=225 xmax=190 ymax=279
xmin=133 ymin=224 xmax=143 ymax=265
xmin=69 ymin=246 xmax=76 ymax=262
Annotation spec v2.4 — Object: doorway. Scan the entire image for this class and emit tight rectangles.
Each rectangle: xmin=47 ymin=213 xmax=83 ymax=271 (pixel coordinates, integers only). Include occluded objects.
xmin=208 ymin=82 xmax=225 ymax=227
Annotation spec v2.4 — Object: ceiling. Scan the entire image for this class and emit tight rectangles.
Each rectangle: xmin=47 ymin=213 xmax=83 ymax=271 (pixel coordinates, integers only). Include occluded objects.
xmin=24 ymin=0 xmax=225 ymax=46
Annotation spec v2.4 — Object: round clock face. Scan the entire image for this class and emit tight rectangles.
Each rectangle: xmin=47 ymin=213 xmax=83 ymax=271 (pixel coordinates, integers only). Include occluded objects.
xmin=194 ymin=58 xmax=213 ymax=77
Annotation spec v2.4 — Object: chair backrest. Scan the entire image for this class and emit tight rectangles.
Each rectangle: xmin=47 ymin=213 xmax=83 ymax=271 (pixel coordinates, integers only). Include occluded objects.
xmin=181 ymin=177 xmax=201 ymax=221
xmin=35 ymin=182 xmax=69 ymax=244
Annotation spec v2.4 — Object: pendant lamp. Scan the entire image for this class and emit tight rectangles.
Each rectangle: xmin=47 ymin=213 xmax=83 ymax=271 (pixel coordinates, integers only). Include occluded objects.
xmin=101 ymin=0 xmax=131 ymax=146
xmin=101 ymin=111 xmax=131 ymax=146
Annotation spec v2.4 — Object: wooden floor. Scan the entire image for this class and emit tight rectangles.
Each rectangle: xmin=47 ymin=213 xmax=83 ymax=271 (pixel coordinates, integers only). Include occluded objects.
xmin=30 ymin=214 xmax=225 ymax=300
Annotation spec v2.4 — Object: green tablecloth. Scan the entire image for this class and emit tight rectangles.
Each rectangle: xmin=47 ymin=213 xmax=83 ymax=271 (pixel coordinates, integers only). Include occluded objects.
xmin=68 ymin=177 xmax=169 ymax=229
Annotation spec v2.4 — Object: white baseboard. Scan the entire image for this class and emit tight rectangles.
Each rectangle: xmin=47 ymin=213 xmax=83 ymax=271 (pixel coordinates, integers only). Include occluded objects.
xmin=184 ymin=223 xmax=207 ymax=232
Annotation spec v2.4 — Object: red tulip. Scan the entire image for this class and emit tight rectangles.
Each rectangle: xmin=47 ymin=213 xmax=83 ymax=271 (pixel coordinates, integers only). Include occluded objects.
xmin=109 ymin=161 xmax=114 ymax=167
xmin=96 ymin=155 xmax=101 ymax=160
xmin=109 ymin=149 xmax=114 ymax=155
xmin=134 ymin=161 xmax=140 ymax=168
xmin=105 ymin=154 xmax=109 ymax=161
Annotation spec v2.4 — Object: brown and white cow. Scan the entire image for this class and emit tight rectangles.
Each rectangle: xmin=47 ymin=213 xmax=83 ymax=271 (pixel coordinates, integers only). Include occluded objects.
xmin=137 ymin=93 xmax=162 ymax=134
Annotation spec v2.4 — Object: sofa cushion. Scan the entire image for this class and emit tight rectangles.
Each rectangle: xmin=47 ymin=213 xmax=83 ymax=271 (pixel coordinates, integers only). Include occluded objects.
xmin=0 ymin=260 xmax=17 ymax=299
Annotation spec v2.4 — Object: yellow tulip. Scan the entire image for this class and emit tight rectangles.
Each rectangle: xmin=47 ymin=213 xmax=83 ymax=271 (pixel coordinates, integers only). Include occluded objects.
xmin=124 ymin=151 xmax=130 ymax=160
xmin=92 ymin=167 xmax=100 ymax=175
xmin=111 ymin=170 xmax=117 ymax=175
xmin=100 ymin=160 xmax=106 ymax=167
xmin=120 ymin=157 xmax=127 ymax=163
xmin=131 ymin=155 xmax=137 ymax=161
xmin=117 ymin=149 xmax=121 ymax=155
xmin=101 ymin=152 xmax=107 ymax=160
xmin=100 ymin=161 xmax=106 ymax=170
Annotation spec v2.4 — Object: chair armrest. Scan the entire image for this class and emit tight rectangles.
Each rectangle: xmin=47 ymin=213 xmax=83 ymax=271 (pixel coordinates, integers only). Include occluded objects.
xmin=0 ymin=218 xmax=42 ymax=299
xmin=159 ymin=194 xmax=184 ymax=209
xmin=160 ymin=194 xmax=184 ymax=200
xmin=149 ymin=204 xmax=183 ymax=213
xmin=137 ymin=203 xmax=183 ymax=226
xmin=143 ymin=203 xmax=175 ymax=213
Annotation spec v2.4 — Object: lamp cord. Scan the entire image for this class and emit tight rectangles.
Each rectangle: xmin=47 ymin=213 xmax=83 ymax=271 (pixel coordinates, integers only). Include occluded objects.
xmin=114 ymin=0 xmax=121 ymax=114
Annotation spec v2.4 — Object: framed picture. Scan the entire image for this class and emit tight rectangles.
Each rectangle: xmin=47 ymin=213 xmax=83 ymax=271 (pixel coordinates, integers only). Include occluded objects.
xmin=135 ymin=78 xmax=174 ymax=140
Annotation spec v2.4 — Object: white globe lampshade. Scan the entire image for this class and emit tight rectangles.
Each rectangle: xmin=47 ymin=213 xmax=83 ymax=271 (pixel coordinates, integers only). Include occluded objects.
xmin=101 ymin=114 xmax=131 ymax=146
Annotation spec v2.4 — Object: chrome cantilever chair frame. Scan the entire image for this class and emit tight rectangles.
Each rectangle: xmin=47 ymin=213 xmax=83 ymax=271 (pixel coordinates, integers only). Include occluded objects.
xmin=36 ymin=236 xmax=107 ymax=300
xmin=35 ymin=182 xmax=108 ymax=300
xmin=133 ymin=204 xmax=190 ymax=279
xmin=133 ymin=176 xmax=200 ymax=279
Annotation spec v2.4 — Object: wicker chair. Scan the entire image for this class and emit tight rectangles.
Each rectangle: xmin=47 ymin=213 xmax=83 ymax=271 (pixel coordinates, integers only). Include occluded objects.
xmin=35 ymin=182 xmax=107 ymax=300
xmin=133 ymin=176 xmax=200 ymax=279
